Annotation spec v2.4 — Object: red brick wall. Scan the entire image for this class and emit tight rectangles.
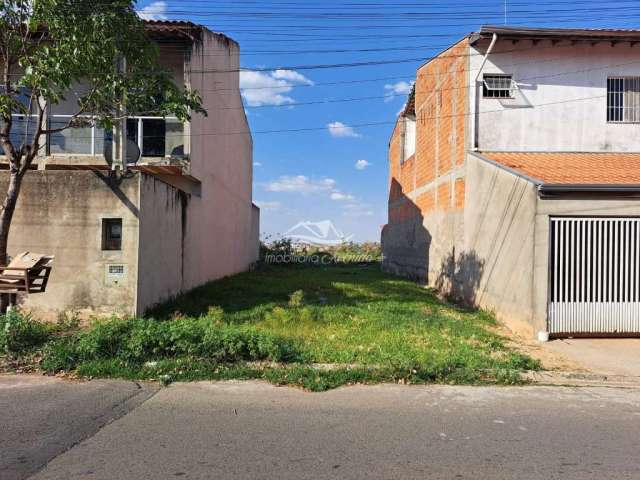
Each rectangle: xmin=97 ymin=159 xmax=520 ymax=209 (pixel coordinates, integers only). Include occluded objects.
xmin=414 ymin=39 xmax=468 ymax=215
xmin=386 ymin=38 xmax=468 ymax=227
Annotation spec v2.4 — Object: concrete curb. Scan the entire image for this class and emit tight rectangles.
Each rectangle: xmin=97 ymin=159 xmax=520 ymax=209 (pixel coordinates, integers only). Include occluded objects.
xmin=523 ymin=370 xmax=640 ymax=388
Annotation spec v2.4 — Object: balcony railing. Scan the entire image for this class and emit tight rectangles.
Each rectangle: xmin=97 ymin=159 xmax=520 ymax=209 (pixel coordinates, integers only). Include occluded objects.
xmin=47 ymin=115 xmax=186 ymax=161
xmin=48 ymin=115 xmax=104 ymax=156
xmin=1 ymin=114 xmax=186 ymax=164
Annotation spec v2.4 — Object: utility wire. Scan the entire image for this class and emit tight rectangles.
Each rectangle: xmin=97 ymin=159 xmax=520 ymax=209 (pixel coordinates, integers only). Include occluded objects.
xmin=14 ymin=93 xmax=612 ymax=140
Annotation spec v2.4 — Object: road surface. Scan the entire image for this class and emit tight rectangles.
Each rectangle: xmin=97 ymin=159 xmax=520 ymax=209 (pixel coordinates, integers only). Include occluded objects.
xmin=2 ymin=375 xmax=640 ymax=480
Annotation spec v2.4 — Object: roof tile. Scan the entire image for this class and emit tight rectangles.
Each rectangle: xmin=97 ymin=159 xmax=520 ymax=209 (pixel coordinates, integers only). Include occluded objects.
xmin=480 ymin=151 xmax=640 ymax=185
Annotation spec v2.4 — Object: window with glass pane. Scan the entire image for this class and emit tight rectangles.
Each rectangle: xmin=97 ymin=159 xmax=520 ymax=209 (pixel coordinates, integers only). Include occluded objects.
xmin=607 ymin=77 xmax=640 ymax=123
xmin=142 ymin=119 xmax=166 ymax=156
xmin=49 ymin=118 xmax=93 ymax=154
xmin=483 ymin=74 xmax=514 ymax=98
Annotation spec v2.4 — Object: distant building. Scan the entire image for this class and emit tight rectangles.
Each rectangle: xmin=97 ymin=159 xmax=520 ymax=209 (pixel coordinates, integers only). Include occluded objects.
xmin=383 ymin=26 xmax=640 ymax=338
xmin=1 ymin=21 xmax=259 ymax=318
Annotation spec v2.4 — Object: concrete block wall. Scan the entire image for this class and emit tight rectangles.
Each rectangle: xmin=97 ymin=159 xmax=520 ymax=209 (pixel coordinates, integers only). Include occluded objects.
xmin=2 ymin=170 xmax=140 ymax=319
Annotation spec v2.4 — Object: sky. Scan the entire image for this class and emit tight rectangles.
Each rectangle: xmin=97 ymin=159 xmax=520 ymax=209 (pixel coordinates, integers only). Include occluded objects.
xmin=137 ymin=0 xmax=640 ymax=242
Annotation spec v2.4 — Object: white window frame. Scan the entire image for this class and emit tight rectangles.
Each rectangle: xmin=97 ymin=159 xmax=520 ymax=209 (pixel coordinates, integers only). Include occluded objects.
xmin=607 ymin=76 xmax=640 ymax=124
xmin=482 ymin=74 xmax=516 ymax=99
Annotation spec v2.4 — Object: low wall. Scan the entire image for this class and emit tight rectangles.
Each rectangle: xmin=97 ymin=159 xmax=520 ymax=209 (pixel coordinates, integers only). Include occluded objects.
xmin=1 ymin=170 xmax=140 ymax=319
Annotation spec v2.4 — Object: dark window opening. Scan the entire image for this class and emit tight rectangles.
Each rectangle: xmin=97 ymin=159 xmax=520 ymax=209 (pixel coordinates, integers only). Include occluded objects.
xmin=102 ymin=218 xmax=122 ymax=251
xmin=127 ymin=118 xmax=166 ymax=157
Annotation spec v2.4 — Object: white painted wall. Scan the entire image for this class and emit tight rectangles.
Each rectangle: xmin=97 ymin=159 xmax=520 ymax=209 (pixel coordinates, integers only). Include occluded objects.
xmin=403 ymin=117 xmax=416 ymax=161
xmin=470 ymin=39 xmax=640 ymax=152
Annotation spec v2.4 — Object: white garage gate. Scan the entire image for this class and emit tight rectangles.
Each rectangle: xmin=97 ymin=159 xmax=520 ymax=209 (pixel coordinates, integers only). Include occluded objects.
xmin=548 ymin=217 xmax=640 ymax=337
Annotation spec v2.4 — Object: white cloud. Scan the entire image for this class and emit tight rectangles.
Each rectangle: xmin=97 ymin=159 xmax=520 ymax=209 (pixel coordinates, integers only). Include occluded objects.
xmin=254 ymin=201 xmax=281 ymax=211
xmin=342 ymin=202 xmax=374 ymax=217
xmin=138 ymin=1 xmax=168 ymax=20
xmin=326 ymin=121 xmax=362 ymax=139
xmin=384 ymin=81 xmax=414 ymax=102
xmin=240 ymin=70 xmax=314 ymax=107
xmin=271 ymin=69 xmax=314 ymax=85
xmin=330 ymin=192 xmax=355 ymax=201
xmin=253 ymin=161 xmax=263 ymax=167
xmin=265 ymin=175 xmax=336 ymax=194
xmin=355 ymin=159 xmax=371 ymax=170
xmin=263 ymin=175 xmax=357 ymax=204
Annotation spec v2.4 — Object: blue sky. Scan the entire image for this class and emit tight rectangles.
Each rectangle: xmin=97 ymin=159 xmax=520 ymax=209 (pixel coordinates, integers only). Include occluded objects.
xmin=137 ymin=0 xmax=640 ymax=242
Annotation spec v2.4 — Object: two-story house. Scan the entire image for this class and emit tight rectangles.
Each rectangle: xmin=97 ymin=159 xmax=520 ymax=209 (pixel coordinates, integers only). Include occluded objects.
xmin=383 ymin=26 xmax=640 ymax=339
xmin=1 ymin=20 xmax=259 ymax=318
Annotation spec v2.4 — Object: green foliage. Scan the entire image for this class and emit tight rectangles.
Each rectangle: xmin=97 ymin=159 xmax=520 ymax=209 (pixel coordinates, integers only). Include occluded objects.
xmin=260 ymin=237 xmax=294 ymax=259
xmin=259 ymin=239 xmax=382 ymax=265
xmin=10 ymin=264 xmax=540 ymax=391
xmin=40 ymin=316 xmax=303 ymax=373
xmin=39 ymin=337 xmax=80 ymax=372
xmin=0 ymin=311 xmax=51 ymax=356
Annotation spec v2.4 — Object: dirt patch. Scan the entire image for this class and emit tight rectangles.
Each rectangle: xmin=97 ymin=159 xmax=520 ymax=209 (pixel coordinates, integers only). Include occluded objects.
xmin=494 ymin=323 xmax=586 ymax=372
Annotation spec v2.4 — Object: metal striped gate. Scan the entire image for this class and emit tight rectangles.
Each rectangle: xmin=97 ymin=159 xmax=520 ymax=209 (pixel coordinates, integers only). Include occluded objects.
xmin=549 ymin=217 xmax=640 ymax=336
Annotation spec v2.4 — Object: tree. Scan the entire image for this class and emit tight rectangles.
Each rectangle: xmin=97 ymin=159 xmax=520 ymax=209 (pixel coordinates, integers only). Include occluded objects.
xmin=0 ymin=0 xmax=205 ymax=268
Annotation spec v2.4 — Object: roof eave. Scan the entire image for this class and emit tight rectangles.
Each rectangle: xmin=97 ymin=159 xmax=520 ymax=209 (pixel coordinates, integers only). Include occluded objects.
xmin=470 ymin=25 xmax=640 ymax=45
xmin=538 ymin=184 xmax=640 ymax=198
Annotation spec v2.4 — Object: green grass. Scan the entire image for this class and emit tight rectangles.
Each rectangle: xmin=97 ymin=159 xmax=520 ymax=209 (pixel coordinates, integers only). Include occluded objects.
xmin=2 ymin=264 xmax=540 ymax=390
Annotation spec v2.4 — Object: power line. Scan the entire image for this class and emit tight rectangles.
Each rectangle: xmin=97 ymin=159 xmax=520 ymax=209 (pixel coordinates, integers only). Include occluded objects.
xmin=221 ymin=59 xmax=640 ymax=109
xmin=189 ymin=40 xmax=640 ymax=74
xmin=9 ymin=93 xmax=612 ymax=141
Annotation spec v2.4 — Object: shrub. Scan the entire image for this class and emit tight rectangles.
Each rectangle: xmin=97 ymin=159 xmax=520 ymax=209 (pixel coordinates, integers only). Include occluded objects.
xmin=260 ymin=237 xmax=294 ymax=260
xmin=201 ymin=324 xmax=301 ymax=362
xmin=39 ymin=316 xmax=305 ymax=373
xmin=40 ymin=337 xmax=80 ymax=372
xmin=75 ymin=317 xmax=134 ymax=360
xmin=0 ymin=311 xmax=51 ymax=356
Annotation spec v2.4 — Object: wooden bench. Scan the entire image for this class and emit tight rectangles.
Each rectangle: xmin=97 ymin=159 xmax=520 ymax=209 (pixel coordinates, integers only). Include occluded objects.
xmin=0 ymin=252 xmax=54 ymax=296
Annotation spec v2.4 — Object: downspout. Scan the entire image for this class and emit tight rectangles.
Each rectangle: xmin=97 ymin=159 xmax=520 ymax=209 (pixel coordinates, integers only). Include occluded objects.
xmin=473 ymin=33 xmax=498 ymax=151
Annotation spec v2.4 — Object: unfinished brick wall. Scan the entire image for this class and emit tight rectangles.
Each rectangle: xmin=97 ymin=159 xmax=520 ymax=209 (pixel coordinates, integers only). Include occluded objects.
xmin=414 ymin=38 xmax=468 ymax=210
xmin=383 ymin=38 xmax=469 ymax=283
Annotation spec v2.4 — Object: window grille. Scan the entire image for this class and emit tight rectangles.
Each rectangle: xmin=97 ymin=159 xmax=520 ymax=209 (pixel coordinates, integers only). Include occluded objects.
xmin=482 ymin=74 xmax=514 ymax=98
xmin=607 ymin=77 xmax=640 ymax=123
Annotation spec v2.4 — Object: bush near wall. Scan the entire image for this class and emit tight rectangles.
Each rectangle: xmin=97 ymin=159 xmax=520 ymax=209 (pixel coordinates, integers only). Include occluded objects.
xmin=260 ymin=238 xmax=382 ymax=264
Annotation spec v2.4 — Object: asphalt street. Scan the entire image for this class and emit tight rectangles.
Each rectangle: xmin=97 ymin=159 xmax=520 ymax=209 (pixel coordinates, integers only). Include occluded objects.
xmin=2 ymin=375 xmax=640 ymax=480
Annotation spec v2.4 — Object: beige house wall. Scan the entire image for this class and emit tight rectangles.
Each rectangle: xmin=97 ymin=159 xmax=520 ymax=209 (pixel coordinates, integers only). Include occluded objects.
xmin=461 ymin=157 xmax=640 ymax=337
xmin=1 ymin=170 xmax=140 ymax=319
xmin=182 ymin=30 xmax=257 ymax=291
xmin=136 ymin=174 xmax=186 ymax=314
xmin=462 ymin=154 xmax=539 ymax=336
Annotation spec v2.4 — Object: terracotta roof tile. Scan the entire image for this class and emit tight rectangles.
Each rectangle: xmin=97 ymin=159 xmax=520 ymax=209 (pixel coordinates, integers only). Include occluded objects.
xmin=479 ymin=151 xmax=640 ymax=185
xmin=403 ymin=85 xmax=416 ymax=117
xmin=144 ymin=20 xmax=204 ymax=43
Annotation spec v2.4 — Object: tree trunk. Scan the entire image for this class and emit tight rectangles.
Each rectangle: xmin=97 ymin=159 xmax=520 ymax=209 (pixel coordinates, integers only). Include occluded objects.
xmin=0 ymin=170 xmax=22 ymax=266
xmin=0 ymin=170 xmax=23 ymax=313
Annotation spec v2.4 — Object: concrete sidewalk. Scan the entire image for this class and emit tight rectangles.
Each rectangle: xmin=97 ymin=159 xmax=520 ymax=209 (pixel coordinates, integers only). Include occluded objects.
xmin=0 ymin=375 xmax=158 ymax=480
xmin=10 ymin=379 xmax=640 ymax=480
xmin=544 ymin=338 xmax=640 ymax=378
